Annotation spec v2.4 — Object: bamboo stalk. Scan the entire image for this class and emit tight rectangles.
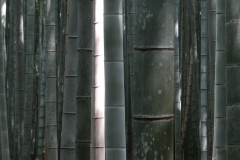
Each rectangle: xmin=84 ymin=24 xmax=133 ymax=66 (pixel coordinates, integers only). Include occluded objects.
xmin=0 ymin=0 xmax=10 ymax=159
xmin=44 ymin=0 xmax=58 ymax=159
xmin=208 ymin=0 xmax=216 ymax=159
xmin=132 ymin=0 xmax=174 ymax=159
xmin=75 ymin=0 xmax=93 ymax=159
xmin=125 ymin=0 xmax=134 ymax=158
xmin=22 ymin=0 xmax=36 ymax=159
xmin=91 ymin=0 xmax=105 ymax=159
xmin=226 ymin=0 xmax=240 ymax=159
xmin=60 ymin=0 xmax=78 ymax=159
xmin=16 ymin=0 xmax=25 ymax=158
xmin=174 ymin=0 xmax=182 ymax=159
xmin=6 ymin=0 xmax=15 ymax=158
xmin=200 ymin=0 xmax=208 ymax=159
xmin=104 ymin=0 xmax=126 ymax=159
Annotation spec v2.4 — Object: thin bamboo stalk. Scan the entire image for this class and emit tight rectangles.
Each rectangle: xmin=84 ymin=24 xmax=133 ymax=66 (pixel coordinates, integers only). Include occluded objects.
xmin=0 ymin=0 xmax=10 ymax=159
xmin=22 ymin=0 xmax=36 ymax=159
xmin=200 ymin=0 xmax=208 ymax=159
xmin=208 ymin=0 xmax=216 ymax=159
xmin=213 ymin=0 xmax=227 ymax=159
xmin=17 ymin=0 xmax=25 ymax=158
xmin=44 ymin=0 xmax=58 ymax=159
xmin=13 ymin=0 xmax=19 ymax=158
xmin=7 ymin=0 xmax=15 ymax=158
xmin=174 ymin=0 xmax=182 ymax=159
xmin=60 ymin=0 xmax=78 ymax=159
xmin=37 ymin=16 xmax=45 ymax=159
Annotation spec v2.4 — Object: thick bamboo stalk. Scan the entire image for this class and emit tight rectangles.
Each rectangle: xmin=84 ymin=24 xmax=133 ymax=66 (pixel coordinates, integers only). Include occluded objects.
xmin=91 ymin=0 xmax=105 ymax=159
xmin=75 ymin=0 xmax=93 ymax=159
xmin=131 ymin=0 xmax=174 ymax=159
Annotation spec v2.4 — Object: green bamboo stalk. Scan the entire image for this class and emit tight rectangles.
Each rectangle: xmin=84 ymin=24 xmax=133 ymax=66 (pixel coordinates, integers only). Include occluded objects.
xmin=200 ymin=0 xmax=208 ymax=159
xmin=225 ymin=0 xmax=240 ymax=159
xmin=91 ymin=0 xmax=105 ymax=159
xmin=22 ymin=0 xmax=36 ymax=159
xmin=213 ymin=0 xmax=227 ymax=159
xmin=104 ymin=0 xmax=126 ymax=159
xmin=60 ymin=0 xmax=78 ymax=159
xmin=44 ymin=0 xmax=58 ymax=159
xmin=37 ymin=1 xmax=46 ymax=158
xmin=75 ymin=0 xmax=93 ymax=159
xmin=7 ymin=0 xmax=16 ymax=158
xmin=56 ymin=0 xmax=62 ymax=157
xmin=0 ymin=0 xmax=10 ymax=159
xmin=17 ymin=0 xmax=25 ymax=158
xmin=174 ymin=0 xmax=182 ymax=159
xmin=181 ymin=1 xmax=190 ymax=149
xmin=182 ymin=0 xmax=197 ymax=152
xmin=57 ymin=0 xmax=66 ymax=155
xmin=206 ymin=2 xmax=214 ymax=159
xmin=14 ymin=0 xmax=19 ymax=158
xmin=131 ymin=0 xmax=174 ymax=159
xmin=125 ymin=0 xmax=135 ymax=159
xmin=208 ymin=0 xmax=216 ymax=159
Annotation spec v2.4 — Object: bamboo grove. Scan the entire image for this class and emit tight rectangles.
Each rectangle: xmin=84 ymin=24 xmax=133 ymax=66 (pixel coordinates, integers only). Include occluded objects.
xmin=0 ymin=0 xmax=239 ymax=159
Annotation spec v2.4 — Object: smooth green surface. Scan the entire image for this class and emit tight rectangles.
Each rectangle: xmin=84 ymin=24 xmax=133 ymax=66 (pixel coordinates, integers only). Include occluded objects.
xmin=227 ymin=105 xmax=240 ymax=144
xmin=226 ymin=67 xmax=240 ymax=105
xmin=134 ymin=0 xmax=173 ymax=47
xmin=106 ymin=149 xmax=126 ymax=160
xmin=226 ymin=0 xmax=240 ymax=21
xmin=226 ymin=23 xmax=240 ymax=64
xmin=133 ymin=51 xmax=174 ymax=117
xmin=105 ymin=63 xmax=125 ymax=106
xmin=105 ymin=107 xmax=125 ymax=147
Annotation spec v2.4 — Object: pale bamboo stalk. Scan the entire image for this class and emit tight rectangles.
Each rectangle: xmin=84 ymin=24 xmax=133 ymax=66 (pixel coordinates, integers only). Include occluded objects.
xmin=91 ymin=0 xmax=105 ymax=159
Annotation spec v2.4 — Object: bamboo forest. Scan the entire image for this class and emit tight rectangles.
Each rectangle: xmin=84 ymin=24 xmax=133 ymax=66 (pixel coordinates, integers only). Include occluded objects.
xmin=0 ymin=0 xmax=239 ymax=159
